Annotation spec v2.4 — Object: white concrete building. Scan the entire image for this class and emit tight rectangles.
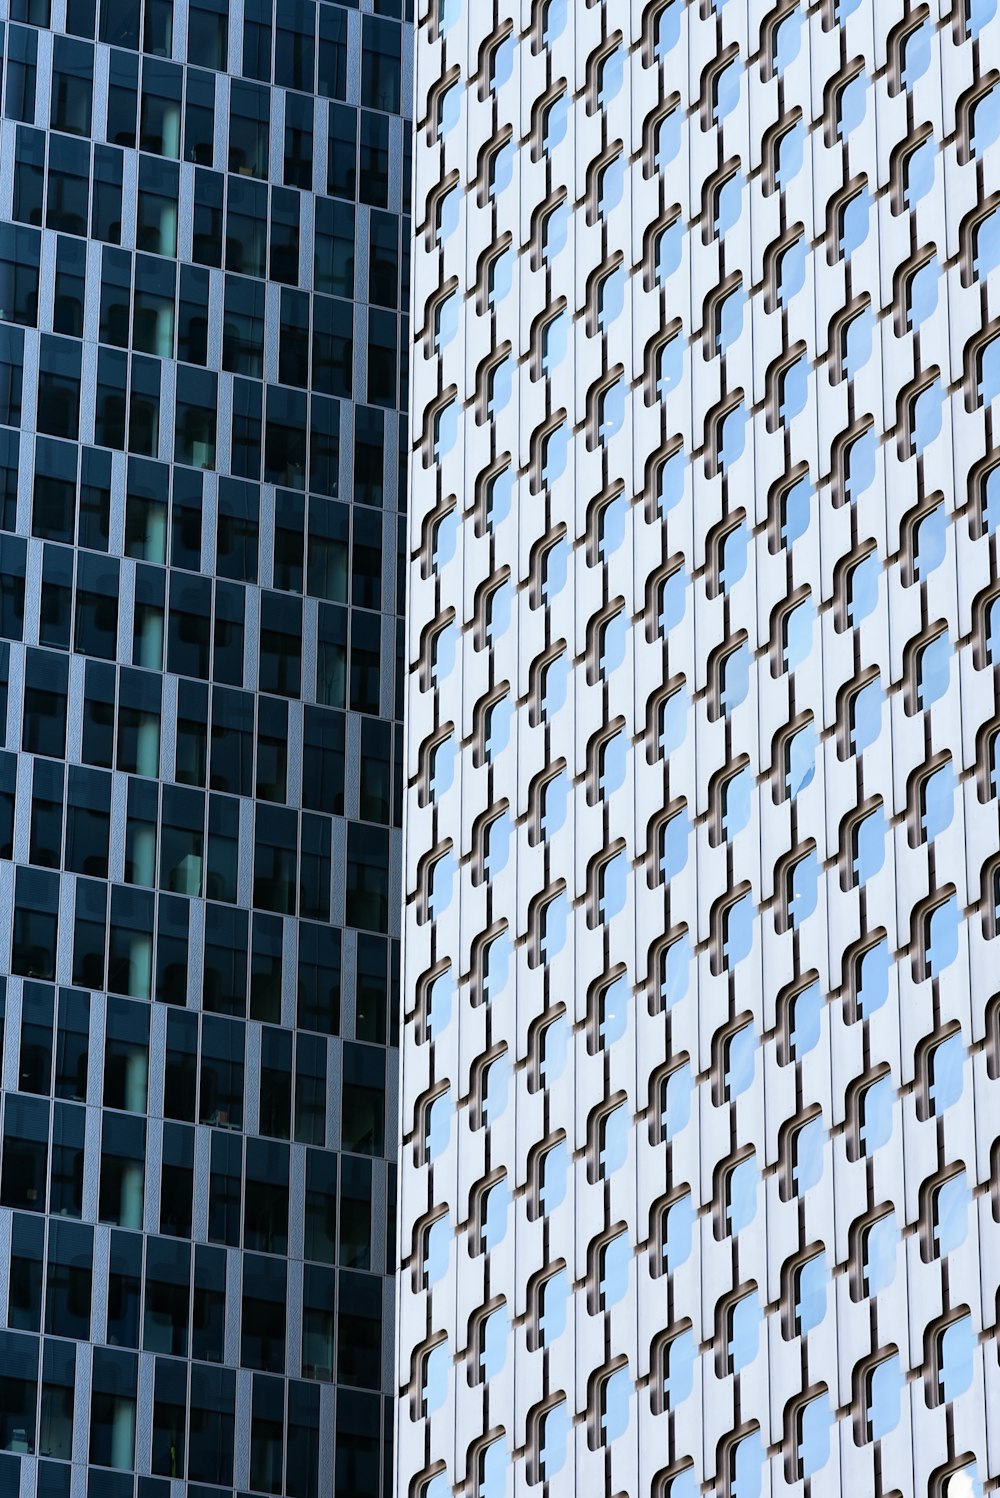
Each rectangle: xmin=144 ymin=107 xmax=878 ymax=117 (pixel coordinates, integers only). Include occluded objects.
xmin=398 ymin=2 xmax=1000 ymax=1495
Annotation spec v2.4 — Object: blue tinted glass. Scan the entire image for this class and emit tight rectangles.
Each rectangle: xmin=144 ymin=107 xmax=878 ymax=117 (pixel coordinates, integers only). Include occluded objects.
xmin=600 ymin=1231 xmax=630 ymax=1308
xmin=424 ymin=1341 xmax=449 ymax=1415
xmin=901 ymin=19 xmax=931 ymax=88
xmin=599 ymin=491 xmax=628 ymax=557
xmin=726 ymin=1023 xmax=756 ymax=1097
xmin=787 ymin=721 xmax=816 ymax=797
xmin=656 ymin=219 xmax=684 ymax=284
xmin=542 ymin=423 xmax=568 ymax=486
xmin=847 ymin=551 xmax=880 ymax=624
xmin=657 ymin=106 xmax=681 ymax=170
xmin=973 ymin=87 xmax=1000 ymax=157
xmin=434 ymin=401 xmax=458 ymax=460
xmin=598 ymin=45 xmax=624 ymax=105
xmin=541 ymin=308 xmax=569 ymax=374
xmin=969 ymin=0 xmax=998 ymax=38
xmin=783 ymin=598 xmax=814 ymax=671
xmin=844 ymin=306 xmax=874 ymax=378
xmin=660 ymin=807 xmax=690 ymax=881
xmin=838 ymin=72 xmax=867 ymax=137
xmin=720 ymin=641 xmax=750 ymax=714
xmin=599 ymin=380 xmax=625 ymax=441
xmin=659 ymin=686 xmax=687 ymax=757
xmin=439 ymin=82 xmax=461 ymax=136
xmin=658 ymin=334 xmax=684 ymax=397
xmin=428 ymin=850 xmax=455 ymax=918
xmin=727 ymin=1156 xmax=758 ymax=1234
xmin=540 ymin=890 xmax=567 ymax=961
xmin=935 ymin=1172 xmax=969 ymax=1258
xmin=601 ymin=849 xmax=628 ymax=923
xmin=430 ymin=734 xmax=456 ymax=801
xmin=774 ymin=10 xmax=803 ymax=72
xmin=717 ymin=283 xmax=746 ymax=351
xmin=437 ymin=186 xmax=460 ymax=242
xmin=864 ymin=1213 xmax=897 ymax=1295
xmin=600 ymin=730 xmax=628 ymax=796
xmin=663 ymin=1327 xmax=696 ymax=1408
xmin=988 ymin=596 xmax=1000 ymax=663
xmin=975 ymin=206 xmax=1000 ymax=278
xmin=778 ymin=237 xmax=807 ymax=304
xmin=489 ymin=141 xmax=514 ymax=199
xmin=427 ymin=967 xmax=454 ymax=1038
xmin=722 ymin=764 xmax=752 ymax=839
xmin=922 ymin=761 xmax=956 ymax=840
xmin=539 ymin=1140 xmax=568 ymax=1214
xmin=912 ymin=379 xmax=944 ymax=456
xmin=859 ymin=1077 xmax=894 ymax=1155
xmin=661 ymin=931 xmax=691 ymax=1011
xmin=851 ymin=678 xmax=883 ymax=753
xmin=485 ymin=695 xmax=512 ymax=759
xmin=840 ymin=186 xmax=871 ymax=258
xmin=729 ymin=1293 xmax=761 ymax=1372
xmin=540 ymin=1402 xmax=569 ymax=1477
xmin=599 ymin=266 xmax=626 ymax=330
xmin=715 ymin=172 xmax=743 ymax=236
xmin=908 ymin=256 xmax=939 ymax=329
xmin=732 ymin=1430 xmax=763 ymax=1498
xmin=724 ymin=892 xmax=755 ymax=969
xmin=483 ymin=1052 xmax=511 ymax=1124
xmin=539 ymin=1014 xmax=568 ymax=1083
xmin=792 ymin=1116 xmax=824 ymax=1194
xmin=789 ymin=849 xmax=818 ymax=928
xmin=656 ymin=0 xmax=681 ymax=57
xmin=426 ymin=1213 xmax=451 ymax=1286
xmin=600 ymin=1103 xmax=629 ymax=1177
xmin=661 ymin=1063 xmax=692 ymax=1139
xmin=435 ymin=291 xmax=459 ymax=348
xmin=600 ymin=974 xmax=629 ymax=1047
xmin=542 ymin=651 xmax=570 ymax=718
xmin=479 ymin=1438 xmax=507 ymax=1498
xmin=844 ymin=426 xmax=876 ymax=500
xmin=930 ymin=1033 xmax=965 ymax=1114
xmin=540 ymin=769 xmax=568 ymax=839
xmin=854 ymin=806 xmax=886 ymax=885
xmin=928 ymin=895 xmax=960 ymax=978
xmin=482 ymin=1307 xmax=507 ymax=1380
xmin=663 ymin=1192 xmax=694 ymax=1272
xmin=790 ymin=981 xmax=823 ymax=1058
xmin=544 ymin=93 xmax=569 ymax=152
xmin=482 ymin=1178 xmax=511 ymax=1251
xmin=903 ymin=136 xmax=936 ymax=207
xmin=543 ymin=0 xmax=567 ymax=42
xmin=488 ymin=358 xmax=513 ymax=415
xmin=600 ymin=610 xmax=628 ymax=676
xmin=940 ymin=1316 xmax=975 ymax=1402
xmin=868 ymin=1354 xmax=902 ymax=1440
xmin=427 ymin=1091 xmax=452 ymax=1161
xmin=483 ymin=930 xmax=511 ymax=1001
xmin=714 ymin=59 xmax=740 ymax=120
xmin=539 ymin=1269 xmax=569 ymax=1345
xmin=599 ymin=155 xmax=625 ymax=215
xmin=541 ymin=536 xmax=569 ymax=601
xmin=721 ymin=520 xmax=749 ymax=592
xmin=776 ymin=119 xmax=805 ymax=188
xmin=798 ymin=1393 xmax=832 ymax=1478
xmin=857 ymin=938 xmax=891 ymax=1019
xmin=719 ymin=402 xmax=748 ymax=473
xmin=542 ymin=201 xmax=570 ymax=262
xmin=796 ymin=1252 xmax=827 ymax=1333
xmin=601 ymin=1367 xmax=630 ymax=1445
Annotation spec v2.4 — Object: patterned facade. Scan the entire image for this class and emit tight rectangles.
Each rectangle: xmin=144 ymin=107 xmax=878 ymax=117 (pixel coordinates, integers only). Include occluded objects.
xmin=399 ymin=1 xmax=1000 ymax=1496
xmin=0 ymin=1 xmax=411 ymax=1496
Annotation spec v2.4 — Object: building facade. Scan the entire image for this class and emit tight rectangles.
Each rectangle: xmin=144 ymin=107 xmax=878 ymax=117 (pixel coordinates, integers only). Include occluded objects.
xmin=400 ymin=2 xmax=1000 ymax=1496
xmin=0 ymin=1 xmax=410 ymax=1496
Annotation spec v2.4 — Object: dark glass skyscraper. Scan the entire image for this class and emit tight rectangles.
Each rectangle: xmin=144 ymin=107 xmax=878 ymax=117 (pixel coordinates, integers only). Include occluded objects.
xmin=0 ymin=2 xmax=410 ymax=1495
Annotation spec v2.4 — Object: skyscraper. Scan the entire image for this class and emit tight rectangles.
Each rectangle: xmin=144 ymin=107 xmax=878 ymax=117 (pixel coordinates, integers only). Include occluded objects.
xmin=399 ymin=3 xmax=1000 ymax=1496
xmin=0 ymin=2 xmax=410 ymax=1495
